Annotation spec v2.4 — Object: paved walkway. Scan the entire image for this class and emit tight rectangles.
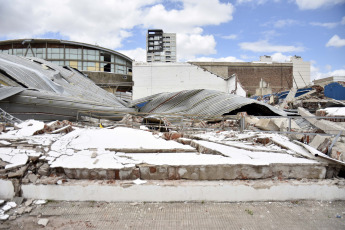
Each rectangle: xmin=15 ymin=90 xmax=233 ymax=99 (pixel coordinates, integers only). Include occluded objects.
xmin=2 ymin=200 xmax=345 ymax=229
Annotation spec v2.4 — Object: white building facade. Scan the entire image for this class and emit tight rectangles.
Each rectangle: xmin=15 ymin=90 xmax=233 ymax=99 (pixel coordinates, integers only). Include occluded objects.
xmin=146 ymin=29 xmax=176 ymax=63
xmin=132 ymin=62 xmax=245 ymax=100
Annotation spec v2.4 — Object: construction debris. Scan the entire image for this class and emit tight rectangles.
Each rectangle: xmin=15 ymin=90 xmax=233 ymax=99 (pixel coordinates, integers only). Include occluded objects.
xmin=298 ymin=107 xmax=345 ymax=136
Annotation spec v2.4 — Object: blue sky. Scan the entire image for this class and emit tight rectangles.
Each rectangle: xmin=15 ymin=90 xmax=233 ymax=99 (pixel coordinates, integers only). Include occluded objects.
xmin=0 ymin=0 xmax=344 ymax=80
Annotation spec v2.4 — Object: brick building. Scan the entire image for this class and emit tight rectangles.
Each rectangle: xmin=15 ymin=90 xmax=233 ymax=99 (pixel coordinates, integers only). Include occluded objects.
xmin=190 ymin=62 xmax=293 ymax=96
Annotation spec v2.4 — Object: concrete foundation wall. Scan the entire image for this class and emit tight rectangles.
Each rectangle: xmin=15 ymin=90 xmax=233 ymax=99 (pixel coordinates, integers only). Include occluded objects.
xmin=20 ymin=180 xmax=345 ymax=202
xmin=132 ymin=62 xmax=228 ymax=100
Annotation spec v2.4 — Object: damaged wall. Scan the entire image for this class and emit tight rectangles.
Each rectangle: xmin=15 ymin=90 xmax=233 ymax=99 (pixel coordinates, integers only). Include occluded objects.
xmin=190 ymin=62 xmax=293 ymax=96
xmin=132 ymin=62 xmax=244 ymax=100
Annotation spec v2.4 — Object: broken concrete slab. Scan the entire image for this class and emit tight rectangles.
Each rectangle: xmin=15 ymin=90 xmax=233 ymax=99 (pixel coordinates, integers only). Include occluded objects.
xmin=298 ymin=107 xmax=345 ymax=136
xmin=37 ymin=163 xmax=50 ymax=176
xmin=27 ymin=173 xmax=38 ymax=183
xmin=331 ymin=142 xmax=345 ymax=162
xmin=0 ymin=180 xmax=14 ymax=201
xmin=309 ymin=135 xmax=330 ymax=150
xmin=50 ymin=127 xmax=196 ymax=153
xmin=8 ymin=165 xmax=28 ymax=178
xmin=37 ymin=218 xmax=49 ymax=227
xmin=0 ymin=214 xmax=9 ymax=220
xmin=280 ymin=87 xmax=297 ymax=109
xmin=12 ymin=197 xmax=24 ymax=206
xmin=271 ymin=118 xmax=301 ymax=132
xmin=255 ymin=119 xmax=279 ymax=131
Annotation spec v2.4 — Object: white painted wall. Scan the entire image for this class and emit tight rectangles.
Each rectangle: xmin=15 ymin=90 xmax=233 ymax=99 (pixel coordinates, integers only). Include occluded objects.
xmin=21 ymin=180 xmax=345 ymax=202
xmin=133 ymin=62 xmax=235 ymax=100
xmin=226 ymin=75 xmax=246 ymax=97
xmin=290 ymin=56 xmax=311 ymax=88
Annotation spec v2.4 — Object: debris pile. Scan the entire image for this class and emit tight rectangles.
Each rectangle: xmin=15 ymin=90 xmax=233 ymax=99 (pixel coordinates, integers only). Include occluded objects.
xmin=0 ymin=198 xmax=47 ymax=221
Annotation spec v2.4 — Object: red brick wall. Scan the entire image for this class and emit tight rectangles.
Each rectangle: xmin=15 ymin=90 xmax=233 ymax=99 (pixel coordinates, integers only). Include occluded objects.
xmin=228 ymin=65 xmax=293 ymax=96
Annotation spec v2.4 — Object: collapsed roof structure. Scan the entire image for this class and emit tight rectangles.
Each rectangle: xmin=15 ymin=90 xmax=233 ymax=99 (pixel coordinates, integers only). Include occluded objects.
xmin=0 ymin=54 xmax=134 ymax=120
xmin=0 ymin=54 xmax=288 ymax=121
xmin=130 ymin=89 xmax=287 ymax=117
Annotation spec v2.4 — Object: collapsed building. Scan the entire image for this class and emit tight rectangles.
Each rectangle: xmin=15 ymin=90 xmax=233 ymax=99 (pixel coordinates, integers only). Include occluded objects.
xmin=0 ymin=53 xmax=345 ymax=218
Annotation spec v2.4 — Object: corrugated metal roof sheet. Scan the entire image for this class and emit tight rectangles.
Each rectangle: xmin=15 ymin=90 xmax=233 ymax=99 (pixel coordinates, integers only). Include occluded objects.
xmin=0 ymin=86 xmax=24 ymax=101
xmin=0 ymin=54 xmax=134 ymax=119
xmin=131 ymin=89 xmax=287 ymax=116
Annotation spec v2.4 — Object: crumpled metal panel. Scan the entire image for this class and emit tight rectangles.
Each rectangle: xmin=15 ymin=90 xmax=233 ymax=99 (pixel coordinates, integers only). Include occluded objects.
xmin=0 ymin=54 xmax=129 ymax=109
xmin=0 ymin=86 xmax=24 ymax=101
xmin=131 ymin=89 xmax=287 ymax=116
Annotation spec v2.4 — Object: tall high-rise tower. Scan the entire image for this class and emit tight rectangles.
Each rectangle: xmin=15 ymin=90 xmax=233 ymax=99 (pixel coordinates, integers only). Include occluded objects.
xmin=146 ymin=29 xmax=176 ymax=62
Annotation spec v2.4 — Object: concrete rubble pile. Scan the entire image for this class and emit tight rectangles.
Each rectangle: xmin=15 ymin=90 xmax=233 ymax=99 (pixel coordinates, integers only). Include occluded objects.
xmin=267 ymin=85 xmax=345 ymax=111
xmin=1 ymin=116 xmax=344 ymax=192
xmin=0 ymin=198 xmax=47 ymax=221
xmin=0 ymin=54 xmax=345 ymax=212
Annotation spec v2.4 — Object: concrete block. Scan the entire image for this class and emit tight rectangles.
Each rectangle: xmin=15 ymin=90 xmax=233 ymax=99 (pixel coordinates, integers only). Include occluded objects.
xmin=310 ymin=135 xmax=329 ymax=149
xmin=298 ymin=107 xmax=345 ymax=136
xmin=256 ymin=119 xmax=279 ymax=131
xmin=272 ymin=118 xmax=301 ymax=132
xmin=331 ymin=142 xmax=345 ymax=161
xmin=0 ymin=179 xmax=15 ymax=199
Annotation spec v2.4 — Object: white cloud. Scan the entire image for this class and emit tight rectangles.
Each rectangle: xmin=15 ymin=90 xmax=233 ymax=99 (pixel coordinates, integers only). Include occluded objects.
xmin=313 ymin=68 xmax=345 ymax=80
xmin=117 ymin=48 xmax=146 ymax=62
xmin=310 ymin=22 xmax=338 ymax=29
xmin=326 ymin=35 xmax=345 ymax=47
xmin=188 ymin=56 xmax=243 ymax=62
xmin=310 ymin=16 xmax=345 ymax=28
xmin=236 ymin=0 xmax=274 ymax=5
xmin=141 ymin=0 xmax=234 ymax=33
xmin=0 ymin=0 xmax=234 ymax=56
xmin=271 ymin=19 xmax=298 ymax=28
xmin=295 ymin=0 xmax=345 ymax=10
xmin=177 ymin=33 xmax=217 ymax=61
xmin=240 ymin=54 xmax=257 ymax=60
xmin=310 ymin=61 xmax=345 ymax=80
xmin=261 ymin=30 xmax=281 ymax=40
xmin=221 ymin=34 xmax=238 ymax=40
xmin=239 ymin=40 xmax=304 ymax=52
xmin=271 ymin=52 xmax=292 ymax=62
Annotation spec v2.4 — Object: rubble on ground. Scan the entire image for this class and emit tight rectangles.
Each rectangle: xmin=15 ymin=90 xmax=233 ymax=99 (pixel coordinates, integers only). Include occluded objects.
xmin=0 ymin=198 xmax=47 ymax=221
xmin=1 ymin=114 xmax=344 ymax=188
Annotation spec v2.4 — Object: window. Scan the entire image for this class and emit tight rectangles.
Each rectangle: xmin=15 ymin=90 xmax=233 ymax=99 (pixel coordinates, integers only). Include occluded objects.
xmin=116 ymin=65 xmax=125 ymax=74
xmin=83 ymin=49 xmax=98 ymax=61
xmin=65 ymin=48 xmax=82 ymax=60
xmin=116 ymin=57 xmax=125 ymax=65
xmin=47 ymin=48 xmax=63 ymax=59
